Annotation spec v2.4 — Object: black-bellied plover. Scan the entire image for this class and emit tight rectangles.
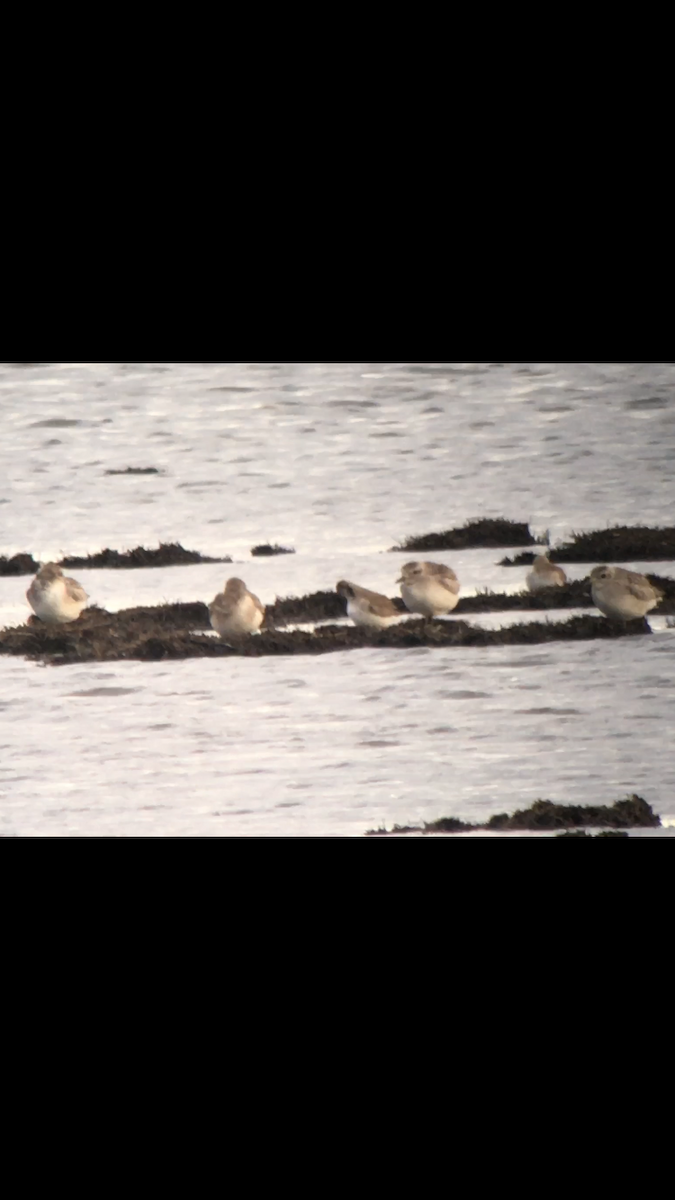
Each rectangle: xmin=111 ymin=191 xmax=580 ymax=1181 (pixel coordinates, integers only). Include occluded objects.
xmin=397 ymin=560 xmax=460 ymax=616
xmin=336 ymin=580 xmax=401 ymax=629
xmin=589 ymin=564 xmax=663 ymax=619
xmin=526 ymin=551 xmax=567 ymax=592
xmin=209 ymin=578 xmax=265 ymax=638
xmin=26 ymin=563 xmax=88 ymax=623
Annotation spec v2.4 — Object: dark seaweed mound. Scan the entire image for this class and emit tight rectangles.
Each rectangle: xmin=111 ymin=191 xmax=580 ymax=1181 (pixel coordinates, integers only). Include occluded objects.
xmin=501 ymin=525 xmax=675 ymax=564
xmin=265 ymin=591 xmax=347 ymax=625
xmin=486 ymin=794 xmax=658 ymax=830
xmin=556 ymin=830 xmax=629 ymax=837
xmin=422 ymin=816 xmax=477 ymax=833
xmin=459 ymin=580 xmax=595 ymax=612
xmin=0 ymin=553 xmax=40 ymax=577
xmin=239 ymin=581 xmax=675 ymax=622
xmin=251 ymin=544 xmax=296 ymax=557
xmin=112 ymin=601 xmax=211 ymax=629
xmin=366 ymin=795 xmax=659 ymax=835
xmin=485 ymin=572 xmax=674 ymax=612
xmin=104 ymin=467 xmax=161 ymax=475
xmin=500 ymin=551 xmax=552 ymax=566
xmin=366 ymin=824 xmax=431 ymax=836
xmin=0 ymin=610 xmax=652 ymax=667
xmin=1 ymin=545 xmax=231 ymax=575
xmin=390 ymin=518 xmax=536 ymax=552
xmin=60 ymin=543 xmax=231 ymax=569
xmin=555 ymin=525 xmax=675 ymax=562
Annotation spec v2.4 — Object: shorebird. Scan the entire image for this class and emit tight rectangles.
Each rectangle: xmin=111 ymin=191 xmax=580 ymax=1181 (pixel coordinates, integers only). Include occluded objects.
xmin=526 ymin=551 xmax=567 ymax=592
xmin=589 ymin=565 xmax=663 ymax=619
xmin=26 ymin=563 xmax=88 ymax=623
xmin=209 ymin=578 xmax=265 ymax=638
xmin=336 ymin=580 xmax=402 ymax=629
xmin=397 ymin=560 xmax=460 ymax=616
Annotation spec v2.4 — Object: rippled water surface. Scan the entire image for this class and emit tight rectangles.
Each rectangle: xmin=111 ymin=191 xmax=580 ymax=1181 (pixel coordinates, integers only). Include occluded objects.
xmin=1 ymin=363 xmax=674 ymax=836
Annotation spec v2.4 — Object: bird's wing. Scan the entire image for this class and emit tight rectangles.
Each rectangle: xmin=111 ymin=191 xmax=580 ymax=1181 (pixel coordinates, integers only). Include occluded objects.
xmin=64 ymin=577 xmax=88 ymax=603
xmin=429 ymin=563 xmax=458 ymax=579
xmin=438 ymin=575 xmax=460 ymax=595
xmin=209 ymin=595 xmax=234 ymax=617
xmin=626 ymin=579 xmax=660 ymax=602
xmin=623 ymin=570 xmax=663 ymax=599
xmin=366 ymin=593 xmax=397 ymax=617
xmin=250 ymin=592 xmax=265 ymax=616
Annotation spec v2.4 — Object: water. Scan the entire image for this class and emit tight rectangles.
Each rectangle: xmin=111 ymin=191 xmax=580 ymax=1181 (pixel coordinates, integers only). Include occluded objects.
xmin=1 ymin=362 xmax=674 ymax=836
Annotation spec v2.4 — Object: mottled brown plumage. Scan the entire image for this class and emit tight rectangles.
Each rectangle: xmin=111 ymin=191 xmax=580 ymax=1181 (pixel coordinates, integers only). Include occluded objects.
xmin=397 ymin=561 xmax=460 ymax=615
xmin=336 ymin=580 xmax=401 ymax=629
xmin=26 ymin=563 xmax=88 ymax=623
xmin=526 ymin=553 xmax=567 ymax=592
xmin=590 ymin=565 xmax=663 ymax=619
xmin=209 ymin=578 xmax=265 ymax=638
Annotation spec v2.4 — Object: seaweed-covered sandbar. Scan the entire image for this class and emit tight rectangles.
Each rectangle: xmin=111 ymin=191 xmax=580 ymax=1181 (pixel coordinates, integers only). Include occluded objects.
xmin=390 ymin=517 xmax=537 ymax=552
xmin=0 ymin=608 xmax=653 ymax=667
xmin=266 ymin=581 xmax=675 ymax=623
xmin=0 ymin=543 xmax=231 ymax=575
xmin=366 ymin=794 xmax=660 ymax=835
xmin=501 ymin=524 xmax=675 ymax=564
